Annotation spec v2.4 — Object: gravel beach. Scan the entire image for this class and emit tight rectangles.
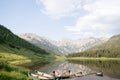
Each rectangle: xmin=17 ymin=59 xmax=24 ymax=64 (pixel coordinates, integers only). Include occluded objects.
xmin=62 ymin=75 xmax=120 ymax=80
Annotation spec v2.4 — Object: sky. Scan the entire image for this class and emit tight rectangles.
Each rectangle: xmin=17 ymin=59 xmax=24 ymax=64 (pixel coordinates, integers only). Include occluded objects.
xmin=0 ymin=0 xmax=120 ymax=41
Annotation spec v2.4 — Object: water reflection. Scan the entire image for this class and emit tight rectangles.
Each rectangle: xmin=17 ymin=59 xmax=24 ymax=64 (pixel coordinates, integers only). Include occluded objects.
xmin=68 ymin=60 xmax=120 ymax=79
xmin=38 ymin=61 xmax=95 ymax=75
xmin=37 ymin=60 xmax=120 ymax=79
xmin=36 ymin=60 xmax=120 ymax=79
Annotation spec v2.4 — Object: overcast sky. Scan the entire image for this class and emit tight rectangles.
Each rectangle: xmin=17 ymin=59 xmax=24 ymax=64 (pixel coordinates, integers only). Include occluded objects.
xmin=0 ymin=0 xmax=120 ymax=40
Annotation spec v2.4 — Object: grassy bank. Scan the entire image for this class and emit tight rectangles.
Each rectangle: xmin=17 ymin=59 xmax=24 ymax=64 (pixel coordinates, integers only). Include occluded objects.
xmin=55 ymin=56 xmax=66 ymax=61
xmin=0 ymin=52 xmax=31 ymax=80
xmin=0 ymin=25 xmax=55 ymax=79
xmin=0 ymin=60 xmax=30 ymax=80
xmin=0 ymin=45 xmax=55 ymax=80
xmin=67 ymin=57 xmax=120 ymax=61
xmin=0 ymin=52 xmax=55 ymax=80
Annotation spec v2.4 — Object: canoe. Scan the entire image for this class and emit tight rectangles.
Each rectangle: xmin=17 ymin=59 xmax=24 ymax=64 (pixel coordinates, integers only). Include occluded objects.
xmin=36 ymin=71 xmax=53 ymax=78
xmin=28 ymin=71 xmax=71 ymax=80
xmin=73 ymin=71 xmax=83 ymax=77
xmin=28 ymin=70 xmax=103 ymax=80
xmin=74 ymin=73 xmax=83 ymax=77
xmin=96 ymin=72 xmax=103 ymax=77
xmin=28 ymin=72 xmax=53 ymax=80
xmin=36 ymin=71 xmax=70 ymax=79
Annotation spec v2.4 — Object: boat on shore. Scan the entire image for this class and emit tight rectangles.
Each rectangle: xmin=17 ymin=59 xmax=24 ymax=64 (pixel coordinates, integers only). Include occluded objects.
xmin=28 ymin=70 xmax=103 ymax=80
xmin=28 ymin=72 xmax=52 ymax=80
xmin=28 ymin=70 xmax=72 ymax=80
xmin=36 ymin=70 xmax=53 ymax=78
xmin=96 ymin=72 xmax=103 ymax=77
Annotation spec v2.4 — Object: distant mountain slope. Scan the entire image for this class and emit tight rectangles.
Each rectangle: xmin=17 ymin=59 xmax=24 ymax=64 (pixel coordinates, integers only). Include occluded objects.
xmin=18 ymin=33 xmax=108 ymax=55
xmin=0 ymin=24 xmax=49 ymax=54
xmin=56 ymin=38 xmax=108 ymax=55
xmin=18 ymin=33 xmax=63 ymax=55
xmin=68 ymin=34 xmax=120 ymax=57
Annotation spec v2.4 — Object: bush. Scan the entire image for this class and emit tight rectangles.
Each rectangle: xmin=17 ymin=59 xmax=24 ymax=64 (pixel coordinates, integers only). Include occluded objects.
xmin=0 ymin=60 xmax=31 ymax=80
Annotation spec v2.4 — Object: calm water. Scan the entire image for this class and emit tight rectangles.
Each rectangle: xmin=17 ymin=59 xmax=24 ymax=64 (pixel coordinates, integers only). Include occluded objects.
xmin=36 ymin=60 xmax=120 ymax=79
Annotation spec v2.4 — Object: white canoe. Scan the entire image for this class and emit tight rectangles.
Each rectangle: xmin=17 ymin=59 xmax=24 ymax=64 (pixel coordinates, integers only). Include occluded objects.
xmin=29 ymin=73 xmax=50 ymax=80
xmin=36 ymin=71 xmax=53 ymax=78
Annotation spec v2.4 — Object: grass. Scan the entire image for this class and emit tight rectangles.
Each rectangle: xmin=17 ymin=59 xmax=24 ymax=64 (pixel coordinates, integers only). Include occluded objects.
xmin=0 ymin=59 xmax=30 ymax=80
xmin=0 ymin=52 xmax=31 ymax=65
xmin=55 ymin=56 xmax=120 ymax=61
xmin=0 ymin=70 xmax=29 ymax=80
xmin=0 ymin=44 xmax=55 ymax=80
xmin=0 ymin=52 xmax=55 ymax=80
xmin=67 ymin=57 xmax=120 ymax=61
xmin=55 ymin=56 xmax=66 ymax=61
xmin=0 ymin=43 xmax=55 ymax=64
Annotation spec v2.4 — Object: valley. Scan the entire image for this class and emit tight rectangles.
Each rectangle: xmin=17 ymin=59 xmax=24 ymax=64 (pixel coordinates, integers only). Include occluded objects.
xmin=0 ymin=24 xmax=120 ymax=80
xmin=0 ymin=25 xmax=55 ymax=80
xmin=18 ymin=33 xmax=108 ymax=55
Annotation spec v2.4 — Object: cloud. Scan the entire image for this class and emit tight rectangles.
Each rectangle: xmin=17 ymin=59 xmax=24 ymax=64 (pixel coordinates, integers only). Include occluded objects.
xmin=38 ymin=0 xmax=82 ymax=19
xmin=66 ymin=0 xmax=120 ymax=38
xmin=37 ymin=0 xmax=120 ymax=38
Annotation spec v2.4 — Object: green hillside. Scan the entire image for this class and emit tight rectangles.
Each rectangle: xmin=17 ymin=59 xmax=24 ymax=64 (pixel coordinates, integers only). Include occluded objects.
xmin=0 ymin=25 xmax=54 ymax=80
xmin=68 ymin=34 xmax=120 ymax=58
xmin=0 ymin=25 xmax=49 ymax=54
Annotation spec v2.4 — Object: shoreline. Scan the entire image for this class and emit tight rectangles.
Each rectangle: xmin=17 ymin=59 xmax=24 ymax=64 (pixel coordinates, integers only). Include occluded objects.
xmin=66 ymin=57 xmax=120 ymax=61
xmin=64 ymin=74 xmax=120 ymax=80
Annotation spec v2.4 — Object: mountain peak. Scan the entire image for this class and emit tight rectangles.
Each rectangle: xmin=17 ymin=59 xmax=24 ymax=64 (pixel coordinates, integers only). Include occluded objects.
xmin=18 ymin=33 xmax=108 ymax=55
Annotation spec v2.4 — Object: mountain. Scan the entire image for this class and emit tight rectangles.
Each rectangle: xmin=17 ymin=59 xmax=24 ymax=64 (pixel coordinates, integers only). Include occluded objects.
xmin=18 ymin=33 xmax=108 ymax=55
xmin=18 ymin=33 xmax=64 ymax=55
xmin=0 ymin=25 xmax=49 ymax=55
xmin=67 ymin=34 xmax=120 ymax=57
xmin=0 ymin=25 xmax=54 ymax=80
xmin=56 ymin=37 xmax=108 ymax=55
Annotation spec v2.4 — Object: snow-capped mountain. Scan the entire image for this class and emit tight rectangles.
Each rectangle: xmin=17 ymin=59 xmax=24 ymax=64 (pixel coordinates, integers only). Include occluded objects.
xmin=18 ymin=33 xmax=108 ymax=55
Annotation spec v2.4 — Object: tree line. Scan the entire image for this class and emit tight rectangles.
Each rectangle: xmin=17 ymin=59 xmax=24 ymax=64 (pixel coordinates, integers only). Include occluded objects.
xmin=67 ymin=34 xmax=120 ymax=58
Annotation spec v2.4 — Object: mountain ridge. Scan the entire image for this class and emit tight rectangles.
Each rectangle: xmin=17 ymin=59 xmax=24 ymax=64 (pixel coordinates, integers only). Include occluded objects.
xmin=67 ymin=34 xmax=120 ymax=57
xmin=18 ymin=33 xmax=64 ymax=55
xmin=18 ymin=33 xmax=108 ymax=55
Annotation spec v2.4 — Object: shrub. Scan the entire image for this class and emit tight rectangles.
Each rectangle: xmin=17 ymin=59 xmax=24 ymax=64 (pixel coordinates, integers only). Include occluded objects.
xmin=0 ymin=70 xmax=30 ymax=80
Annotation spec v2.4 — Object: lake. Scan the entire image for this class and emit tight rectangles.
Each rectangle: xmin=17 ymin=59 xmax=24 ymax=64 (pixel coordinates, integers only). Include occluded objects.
xmin=35 ymin=60 xmax=120 ymax=79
